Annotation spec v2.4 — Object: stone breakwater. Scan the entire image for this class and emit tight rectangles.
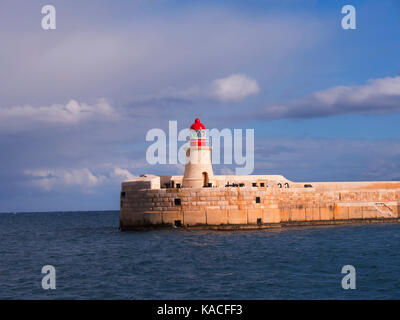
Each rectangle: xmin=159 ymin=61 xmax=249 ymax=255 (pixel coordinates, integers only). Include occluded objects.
xmin=119 ymin=185 xmax=400 ymax=230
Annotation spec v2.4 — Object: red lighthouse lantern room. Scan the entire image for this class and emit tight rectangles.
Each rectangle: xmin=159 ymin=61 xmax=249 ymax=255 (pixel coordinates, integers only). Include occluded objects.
xmin=190 ymin=118 xmax=207 ymax=147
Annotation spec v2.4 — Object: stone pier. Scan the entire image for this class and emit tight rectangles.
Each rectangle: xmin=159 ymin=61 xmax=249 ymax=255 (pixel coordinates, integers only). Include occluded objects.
xmin=120 ymin=176 xmax=400 ymax=230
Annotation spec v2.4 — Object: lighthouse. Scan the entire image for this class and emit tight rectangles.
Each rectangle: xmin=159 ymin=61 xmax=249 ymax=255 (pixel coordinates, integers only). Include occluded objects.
xmin=182 ymin=118 xmax=215 ymax=188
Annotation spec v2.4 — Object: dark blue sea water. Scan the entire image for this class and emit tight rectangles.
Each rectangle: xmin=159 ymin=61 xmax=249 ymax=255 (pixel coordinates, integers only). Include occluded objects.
xmin=0 ymin=211 xmax=399 ymax=299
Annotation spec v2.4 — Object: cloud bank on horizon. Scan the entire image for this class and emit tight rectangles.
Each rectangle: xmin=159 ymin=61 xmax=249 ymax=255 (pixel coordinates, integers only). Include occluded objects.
xmin=257 ymin=76 xmax=400 ymax=120
xmin=0 ymin=0 xmax=400 ymax=211
xmin=2 ymin=74 xmax=400 ymax=132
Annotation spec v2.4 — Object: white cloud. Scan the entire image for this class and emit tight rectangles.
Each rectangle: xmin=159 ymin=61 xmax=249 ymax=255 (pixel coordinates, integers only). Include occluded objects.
xmin=0 ymin=99 xmax=117 ymax=132
xmin=25 ymin=168 xmax=106 ymax=191
xmin=211 ymin=74 xmax=260 ymax=102
xmin=24 ymin=166 xmax=138 ymax=191
xmin=111 ymin=167 xmax=136 ymax=181
xmin=129 ymin=73 xmax=260 ymax=105
xmin=258 ymin=76 xmax=400 ymax=119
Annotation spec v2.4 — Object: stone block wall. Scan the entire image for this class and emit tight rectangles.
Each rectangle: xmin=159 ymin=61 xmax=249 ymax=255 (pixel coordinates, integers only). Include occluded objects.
xmin=120 ymin=185 xmax=400 ymax=230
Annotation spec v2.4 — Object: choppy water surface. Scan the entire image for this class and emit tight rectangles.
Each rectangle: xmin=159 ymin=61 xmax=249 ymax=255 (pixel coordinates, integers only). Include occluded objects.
xmin=0 ymin=211 xmax=399 ymax=299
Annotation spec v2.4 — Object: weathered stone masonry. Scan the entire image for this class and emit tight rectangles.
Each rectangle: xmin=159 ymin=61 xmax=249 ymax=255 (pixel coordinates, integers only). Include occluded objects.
xmin=120 ymin=184 xmax=400 ymax=230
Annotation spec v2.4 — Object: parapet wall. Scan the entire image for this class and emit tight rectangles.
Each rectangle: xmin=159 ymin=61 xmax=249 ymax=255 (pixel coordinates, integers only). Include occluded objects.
xmin=120 ymin=185 xmax=400 ymax=230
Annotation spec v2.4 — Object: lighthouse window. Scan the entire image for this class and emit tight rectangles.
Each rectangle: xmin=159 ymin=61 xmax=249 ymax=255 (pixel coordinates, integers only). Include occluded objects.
xmin=260 ymin=183 xmax=265 ymax=187
xmin=256 ymin=197 xmax=260 ymax=203
xmin=252 ymin=183 xmax=257 ymax=187
xmin=174 ymin=198 xmax=181 ymax=205
xmin=121 ymin=192 xmax=126 ymax=198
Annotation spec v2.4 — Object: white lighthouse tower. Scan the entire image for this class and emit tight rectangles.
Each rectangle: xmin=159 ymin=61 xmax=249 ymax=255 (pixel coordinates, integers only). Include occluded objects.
xmin=182 ymin=118 xmax=215 ymax=188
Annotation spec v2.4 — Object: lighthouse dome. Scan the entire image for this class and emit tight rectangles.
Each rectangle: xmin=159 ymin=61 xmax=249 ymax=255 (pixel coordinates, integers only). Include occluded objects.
xmin=190 ymin=118 xmax=206 ymax=130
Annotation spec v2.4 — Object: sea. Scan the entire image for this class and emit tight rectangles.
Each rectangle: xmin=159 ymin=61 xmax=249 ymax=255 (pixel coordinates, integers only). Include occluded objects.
xmin=0 ymin=211 xmax=399 ymax=299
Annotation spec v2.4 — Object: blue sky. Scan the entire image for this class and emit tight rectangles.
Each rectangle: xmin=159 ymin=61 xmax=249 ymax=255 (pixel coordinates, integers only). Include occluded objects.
xmin=1 ymin=0 xmax=400 ymax=212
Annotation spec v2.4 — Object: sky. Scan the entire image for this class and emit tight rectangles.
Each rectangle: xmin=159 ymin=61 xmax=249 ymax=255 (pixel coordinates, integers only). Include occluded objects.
xmin=1 ymin=0 xmax=400 ymax=212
